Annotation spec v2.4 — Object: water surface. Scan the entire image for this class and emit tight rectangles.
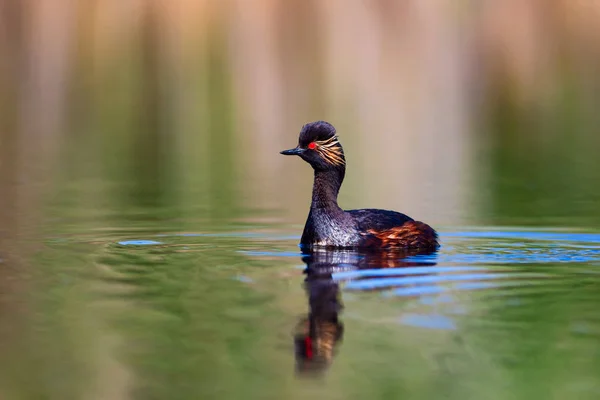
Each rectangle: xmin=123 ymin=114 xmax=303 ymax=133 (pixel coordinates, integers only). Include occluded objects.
xmin=4 ymin=226 xmax=599 ymax=399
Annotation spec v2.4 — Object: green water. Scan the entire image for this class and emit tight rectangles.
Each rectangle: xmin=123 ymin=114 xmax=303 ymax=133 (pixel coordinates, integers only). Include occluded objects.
xmin=2 ymin=213 xmax=600 ymax=399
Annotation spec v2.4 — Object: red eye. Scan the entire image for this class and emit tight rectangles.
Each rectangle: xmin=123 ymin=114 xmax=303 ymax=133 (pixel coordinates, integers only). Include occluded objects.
xmin=308 ymin=142 xmax=316 ymax=150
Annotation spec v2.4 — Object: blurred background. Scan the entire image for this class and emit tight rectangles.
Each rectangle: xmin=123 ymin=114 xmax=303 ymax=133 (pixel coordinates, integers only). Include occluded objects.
xmin=2 ymin=0 xmax=600 ymax=233
xmin=1 ymin=1 xmax=600 ymax=399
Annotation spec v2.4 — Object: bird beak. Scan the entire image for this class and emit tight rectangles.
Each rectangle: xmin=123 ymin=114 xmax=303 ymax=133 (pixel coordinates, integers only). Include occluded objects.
xmin=280 ymin=147 xmax=305 ymax=156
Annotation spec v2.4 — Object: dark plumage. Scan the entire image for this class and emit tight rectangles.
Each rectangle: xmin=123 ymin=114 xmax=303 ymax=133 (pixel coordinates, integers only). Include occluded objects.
xmin=281 ymin=121 xmax=438 ymax=250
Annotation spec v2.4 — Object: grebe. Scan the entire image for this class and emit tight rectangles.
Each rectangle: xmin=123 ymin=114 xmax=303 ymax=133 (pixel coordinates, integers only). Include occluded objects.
xmin=281 ymin=121 xmax=438 ymax=250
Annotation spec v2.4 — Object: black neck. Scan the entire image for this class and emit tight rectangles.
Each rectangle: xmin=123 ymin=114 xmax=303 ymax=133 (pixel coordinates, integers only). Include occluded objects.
xmin=311 ymin=168 xmax=345 ymax=210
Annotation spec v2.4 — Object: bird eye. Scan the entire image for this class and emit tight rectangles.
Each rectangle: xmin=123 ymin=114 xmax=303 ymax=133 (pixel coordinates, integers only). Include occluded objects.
xmin=308 ymin=142 xmax=317 ymax=150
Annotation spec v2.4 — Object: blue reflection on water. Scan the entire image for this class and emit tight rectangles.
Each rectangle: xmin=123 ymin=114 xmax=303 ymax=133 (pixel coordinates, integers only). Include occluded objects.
xmin=332 ymin=266 xmax=485 ymax=281
xmin=343 ymin=273 xmax=545 ymax=291
xmin=118 ymin=240 xmax=162 ymax=246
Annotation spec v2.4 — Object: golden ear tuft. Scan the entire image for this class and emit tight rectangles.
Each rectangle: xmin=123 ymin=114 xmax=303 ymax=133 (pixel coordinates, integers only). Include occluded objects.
xmin=315 ymin=136 xmax=345 ymax=166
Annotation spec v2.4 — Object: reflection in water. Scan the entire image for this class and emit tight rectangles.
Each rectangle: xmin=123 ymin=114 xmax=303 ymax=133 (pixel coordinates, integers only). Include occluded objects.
xmin=294 ymin=263 xmax=343 ymax=375
xmin=294 ymin=248 xmax=437 ymax=375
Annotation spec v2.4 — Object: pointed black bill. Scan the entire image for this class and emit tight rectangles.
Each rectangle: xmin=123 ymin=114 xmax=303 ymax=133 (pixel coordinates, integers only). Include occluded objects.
xmin=280 ymin=147 xmax=305 ymax=156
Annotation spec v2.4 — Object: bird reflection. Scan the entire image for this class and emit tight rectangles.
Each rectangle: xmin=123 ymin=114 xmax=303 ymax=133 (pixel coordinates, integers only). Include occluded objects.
xmin=294 ymin=248 xmax=437 ymax=375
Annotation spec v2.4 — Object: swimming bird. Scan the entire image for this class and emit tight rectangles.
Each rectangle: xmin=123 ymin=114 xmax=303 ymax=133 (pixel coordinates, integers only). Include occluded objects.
xmin=280 ymin=121 xmax=438 ymax=250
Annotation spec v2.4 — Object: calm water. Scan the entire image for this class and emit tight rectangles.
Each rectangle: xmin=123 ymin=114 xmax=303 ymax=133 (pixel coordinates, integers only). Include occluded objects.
xmin=3 ymin=221 xmax=600 ymax=399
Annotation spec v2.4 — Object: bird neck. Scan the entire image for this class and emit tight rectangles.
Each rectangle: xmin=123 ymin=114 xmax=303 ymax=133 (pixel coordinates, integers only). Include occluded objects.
xmin=311 ymin=168 xmax=345 ymax=210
